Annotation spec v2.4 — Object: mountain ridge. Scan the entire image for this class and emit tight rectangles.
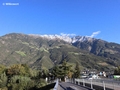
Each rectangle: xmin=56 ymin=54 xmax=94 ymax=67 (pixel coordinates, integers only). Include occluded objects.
xmin=3 ymin=33 xmax=118 ymax=44
xmin=0 ymin=33 xmax=120 ymax=71
xmin=28 ymin=34 xmax=96 ymax=43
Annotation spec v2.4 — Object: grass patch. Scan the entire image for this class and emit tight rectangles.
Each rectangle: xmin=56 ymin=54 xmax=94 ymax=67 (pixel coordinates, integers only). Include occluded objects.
xmin=15 ymin=51 xmax=26 ymax=57
xmin=98 ymin=62 xmax=108 ymax=66
xmin=39 ymin=47 xmax=49 ymax=53
xmin=21 ymin=42 xmax=29 ymax=45
xmin=68 ymin=52 xmax=81 ymax=55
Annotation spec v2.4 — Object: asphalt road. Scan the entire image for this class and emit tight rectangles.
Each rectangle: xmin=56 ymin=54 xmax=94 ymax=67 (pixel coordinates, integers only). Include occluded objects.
xmin=58 ymin=82 xmax=90 ymax=90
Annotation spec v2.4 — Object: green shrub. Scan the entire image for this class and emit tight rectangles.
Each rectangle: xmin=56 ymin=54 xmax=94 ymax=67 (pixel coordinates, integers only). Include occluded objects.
xmin=0 ymin=72 xmax=7 ymax=88
xmin=8 ymin=75 xmax=35 ymax=90
xmin=35 ymin=78 xmax=47 ymax=88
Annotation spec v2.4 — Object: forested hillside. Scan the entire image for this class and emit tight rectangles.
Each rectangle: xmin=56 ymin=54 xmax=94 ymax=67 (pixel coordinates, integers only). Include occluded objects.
xmin=0 ymin=33 xmax=120 ymax=71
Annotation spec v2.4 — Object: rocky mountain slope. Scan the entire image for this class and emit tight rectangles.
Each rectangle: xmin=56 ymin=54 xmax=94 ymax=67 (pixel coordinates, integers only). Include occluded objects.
xmin=0 ymin=33 xmax=120 ymax=71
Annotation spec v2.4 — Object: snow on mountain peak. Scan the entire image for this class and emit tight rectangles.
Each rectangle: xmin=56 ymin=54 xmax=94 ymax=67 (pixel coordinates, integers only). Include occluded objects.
xmin=28 ymin=34 xmax=94 ymax=43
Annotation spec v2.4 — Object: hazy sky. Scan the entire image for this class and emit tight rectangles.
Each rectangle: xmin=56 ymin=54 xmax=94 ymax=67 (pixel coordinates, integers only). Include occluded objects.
xmin=0 ymin=0 xmax=120 ymax=43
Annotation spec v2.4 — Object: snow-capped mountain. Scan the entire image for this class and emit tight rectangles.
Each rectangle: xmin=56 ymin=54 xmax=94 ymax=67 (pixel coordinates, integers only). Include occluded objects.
xmin=1 ymin=33 xmax=120 ymax=70
xmin=29 ymin=34 xmax=95 ymax=43
xmin=71 ymin=36 xmax=95 ymax=43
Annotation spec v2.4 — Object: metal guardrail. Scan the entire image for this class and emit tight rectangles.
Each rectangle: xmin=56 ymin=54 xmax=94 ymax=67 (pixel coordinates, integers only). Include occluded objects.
xmin=73 ymin=79 xmax=120 ymax=90
xmin=53 ymin=79 xmax=59 ymax=90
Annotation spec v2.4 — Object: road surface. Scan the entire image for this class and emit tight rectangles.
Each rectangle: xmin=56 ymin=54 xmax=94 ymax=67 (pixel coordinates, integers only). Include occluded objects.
xmin=58 ymin=82 xmax=90 ymax=90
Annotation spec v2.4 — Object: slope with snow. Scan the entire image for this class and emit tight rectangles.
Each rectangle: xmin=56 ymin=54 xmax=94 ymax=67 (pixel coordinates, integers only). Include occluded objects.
xmin=29 ymin=34 xmax=95 ymax=43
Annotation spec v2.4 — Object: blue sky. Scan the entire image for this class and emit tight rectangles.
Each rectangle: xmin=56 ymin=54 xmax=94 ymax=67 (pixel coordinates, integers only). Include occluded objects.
xmin=0 ymin=0 xmax=120 ymax=43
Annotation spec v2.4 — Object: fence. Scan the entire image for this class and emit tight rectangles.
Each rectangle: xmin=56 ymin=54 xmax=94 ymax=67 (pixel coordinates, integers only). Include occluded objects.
xmin=70 ymin=78 xmax=120 ymax=90
xmin=53 ymin=79 xmax=59 ymax=90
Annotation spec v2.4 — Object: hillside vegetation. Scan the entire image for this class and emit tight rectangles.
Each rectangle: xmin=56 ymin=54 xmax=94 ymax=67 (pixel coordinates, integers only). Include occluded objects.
xmin=0 ymin=33 xmax=120 ymax=71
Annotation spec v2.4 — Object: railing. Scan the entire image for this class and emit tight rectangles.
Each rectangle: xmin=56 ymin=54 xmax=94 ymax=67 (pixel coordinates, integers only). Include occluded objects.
xmin=53 ymin=79 xmax=59 ymax=90
xmin=70 ymin=78 xmax=120 ymax=90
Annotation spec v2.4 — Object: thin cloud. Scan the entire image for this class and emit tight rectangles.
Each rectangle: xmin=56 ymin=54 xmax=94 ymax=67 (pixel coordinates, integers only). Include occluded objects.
xmin=90 ymin=31 xmax=101 ymax=38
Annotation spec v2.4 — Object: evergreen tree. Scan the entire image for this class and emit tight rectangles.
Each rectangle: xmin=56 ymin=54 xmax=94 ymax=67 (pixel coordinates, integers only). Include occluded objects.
xmin=51 ymin=60 xmax=73 ymax=81
xmin=73 ymin=63 xmax=80 ymax=78
xmin=114 ymin=66 xmax=120 ymax=75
